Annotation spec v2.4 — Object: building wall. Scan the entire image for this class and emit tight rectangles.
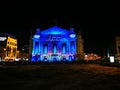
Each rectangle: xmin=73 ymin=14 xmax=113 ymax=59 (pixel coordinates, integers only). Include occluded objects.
xmin=0 ymin=34 xmax=18 ymax=61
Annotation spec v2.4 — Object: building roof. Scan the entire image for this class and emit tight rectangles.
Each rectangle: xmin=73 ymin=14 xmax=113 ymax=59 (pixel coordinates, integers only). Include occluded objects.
xmin=0 ymin=33 xmax=16 ymax=39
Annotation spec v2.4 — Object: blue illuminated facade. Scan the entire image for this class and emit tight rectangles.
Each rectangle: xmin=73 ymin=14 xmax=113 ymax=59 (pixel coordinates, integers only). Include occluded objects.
xmin=32 ymin=26 xmax=77 ymax=62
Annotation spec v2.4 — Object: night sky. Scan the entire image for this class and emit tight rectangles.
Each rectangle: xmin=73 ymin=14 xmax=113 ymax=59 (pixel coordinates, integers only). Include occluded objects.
xmin=0 ymin=1 xmax=119 ymax=56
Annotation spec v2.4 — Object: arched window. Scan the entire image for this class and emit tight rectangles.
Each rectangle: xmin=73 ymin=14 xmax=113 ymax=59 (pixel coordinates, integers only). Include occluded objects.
xmin=62 ymin=43 xmax=66 ymax=54
xmin=6 ymin=46 xmax=11 ymax=56
xmin=13 ymin=48 xmax=16 ymax=52
xmin=53 ymin=44 xmax=57 ymax=54
xmin=43 ymin=44 xmax=48 ymax=54
xmin=6 ymin=46 xmax=10 ymax=51
xmin=35 ymin=42 xmax=39 ymax=54
xmin=13 ymin=48 xmax=17 ymax=57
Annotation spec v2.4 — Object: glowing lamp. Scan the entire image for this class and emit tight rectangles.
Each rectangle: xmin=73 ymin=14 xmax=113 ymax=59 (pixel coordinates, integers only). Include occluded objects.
xmin=34 ymin=35 xmax=40 ymax=38
xmin=110 ymin=56 xmax=115 ymax=63
xmin=69 ymin=34 xmax=76 ymax=38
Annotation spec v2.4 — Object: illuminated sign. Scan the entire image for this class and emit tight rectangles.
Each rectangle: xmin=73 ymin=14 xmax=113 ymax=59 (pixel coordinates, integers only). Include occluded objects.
xmin=0 ymin=37 xmax=7 ymax=41
xmin=34 ymin=35 xmax=40 ymax=38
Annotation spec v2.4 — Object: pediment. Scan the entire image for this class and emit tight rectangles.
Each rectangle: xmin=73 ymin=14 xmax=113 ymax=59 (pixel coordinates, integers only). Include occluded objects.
xmin=41 ymin=26 xmax=69 ymax=35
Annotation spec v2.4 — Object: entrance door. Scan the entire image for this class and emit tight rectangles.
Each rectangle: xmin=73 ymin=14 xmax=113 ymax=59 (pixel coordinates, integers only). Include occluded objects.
xmin=52 ymin=56 xmax=58 ymax=62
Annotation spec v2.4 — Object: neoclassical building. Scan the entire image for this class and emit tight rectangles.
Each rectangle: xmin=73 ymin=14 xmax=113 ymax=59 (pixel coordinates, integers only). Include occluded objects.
xmin=31 ymin=26 xmax=84 ymax=62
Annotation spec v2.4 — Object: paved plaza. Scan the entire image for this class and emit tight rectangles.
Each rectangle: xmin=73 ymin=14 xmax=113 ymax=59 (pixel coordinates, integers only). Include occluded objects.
xmin=0 ymin=64 xmax=120 ymax=90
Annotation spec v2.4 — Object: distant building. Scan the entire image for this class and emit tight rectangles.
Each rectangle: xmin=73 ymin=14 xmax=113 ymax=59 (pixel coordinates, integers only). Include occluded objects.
xmin=30 ymin=26 xmax=84 ymax=62
xmin=115 ymin=36 xmax=120 ymax=60
xmin=108 ymin=36 xmax=120 ymax=60
xmin=0 ymin=33 xmax=18 ymax=61
xmin=29 ymin=32 xmax=33 ymax=60
xmin=18 ymin=45 xmax=29 ymax=60
xmin=84 ymin=53 xmax=101 ymax=60
xmin=116 ymin=37 xmax=120 ymax=55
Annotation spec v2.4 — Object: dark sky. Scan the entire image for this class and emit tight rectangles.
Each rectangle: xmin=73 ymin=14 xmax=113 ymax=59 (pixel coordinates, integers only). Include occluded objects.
xmin=0 ymin=1 xmax=119 ymax=56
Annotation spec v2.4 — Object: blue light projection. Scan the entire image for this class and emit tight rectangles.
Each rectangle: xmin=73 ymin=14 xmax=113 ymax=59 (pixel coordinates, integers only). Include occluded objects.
xmin=32 ymin=26 xmax=77 ymax=62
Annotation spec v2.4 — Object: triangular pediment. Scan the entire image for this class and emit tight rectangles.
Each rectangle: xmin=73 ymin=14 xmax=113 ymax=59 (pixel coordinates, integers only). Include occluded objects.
xmin=41 ymin=26 xmax=69 ymax=35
